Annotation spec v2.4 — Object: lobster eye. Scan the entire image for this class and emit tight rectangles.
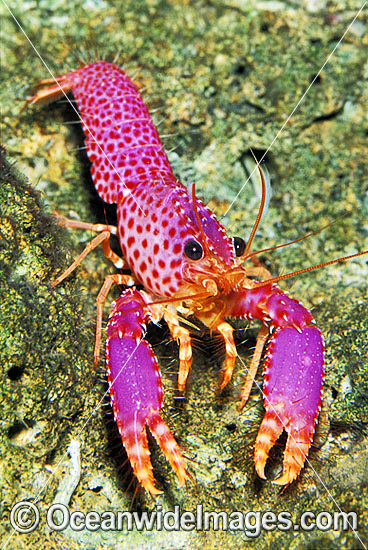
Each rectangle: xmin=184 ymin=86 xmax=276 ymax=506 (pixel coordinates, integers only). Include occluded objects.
xmin=184 ymin=240 xmax=203 ymax=260
xmin=233 ymin=236 xmax=246 ymax=257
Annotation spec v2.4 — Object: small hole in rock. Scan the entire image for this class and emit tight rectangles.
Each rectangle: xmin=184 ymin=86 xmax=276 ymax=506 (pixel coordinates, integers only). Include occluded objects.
xmin=8 ymin=420 xmax=35 ymax=440
xmin=225 ymin=423 xmax=237 ymax=433
xmin=7 ymin=366 xmax=24 ymax=380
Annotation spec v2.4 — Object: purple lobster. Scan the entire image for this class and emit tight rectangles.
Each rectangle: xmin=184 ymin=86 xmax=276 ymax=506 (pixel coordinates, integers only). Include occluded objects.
xmin=28 ymin=61 xmax=363 ymax=494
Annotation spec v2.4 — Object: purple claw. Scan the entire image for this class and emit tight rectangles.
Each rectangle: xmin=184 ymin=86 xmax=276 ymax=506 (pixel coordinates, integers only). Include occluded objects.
xmin=255 ymin=325 xmax=324 ymax=484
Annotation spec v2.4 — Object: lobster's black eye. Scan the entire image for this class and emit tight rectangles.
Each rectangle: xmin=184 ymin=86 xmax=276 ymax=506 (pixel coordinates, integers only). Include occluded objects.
xmin=233 ymin=236 xmax=246 ymax=257
xmin=184 ymin=240 xmax=203 ymax=260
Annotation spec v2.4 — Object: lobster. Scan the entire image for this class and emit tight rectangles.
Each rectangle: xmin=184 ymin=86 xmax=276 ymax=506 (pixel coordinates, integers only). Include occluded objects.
xmin=27 ymin=61 xmax=366 ymax=494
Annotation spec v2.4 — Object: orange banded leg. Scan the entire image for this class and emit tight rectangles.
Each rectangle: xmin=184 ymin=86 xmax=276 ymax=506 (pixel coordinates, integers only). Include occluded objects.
xmin=239 ymin=325 xmax=269 ymax=409
xmin=102 ymin=238 xmax=130 ymax=270
xmin=54 ymin=215 xmax=131 ymax=270
xmin=55 ymin=214 xmax=118 ymax=236
xmin=94 ymin=274 xmax=134 ymax=366
xmin=166 ymin=318 xmax=193 ymax=392
xmin=51 ymin=218 xmax=138 ymax=366
xmin=51 ymin=220 xmax=131 ymax=286
xmin=216 ymin=321 xmax=237 ymax=390
xmin=51 ymin=231 xmax=112 ymax=287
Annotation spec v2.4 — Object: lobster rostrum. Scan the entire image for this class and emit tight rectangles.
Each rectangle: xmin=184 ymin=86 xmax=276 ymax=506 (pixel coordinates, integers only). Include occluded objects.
xmin=28 ymin=61 xmax=365 ymax=494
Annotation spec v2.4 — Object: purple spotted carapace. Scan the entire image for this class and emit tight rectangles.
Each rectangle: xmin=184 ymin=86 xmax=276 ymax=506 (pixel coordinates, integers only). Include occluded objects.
xmin=30 ymin=61 xmax=328 ymax=493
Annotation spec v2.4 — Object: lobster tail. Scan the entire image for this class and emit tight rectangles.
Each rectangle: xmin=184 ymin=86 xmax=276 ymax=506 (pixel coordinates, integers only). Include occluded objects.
xmin=68 ymin=62 xmax=174 ymax=203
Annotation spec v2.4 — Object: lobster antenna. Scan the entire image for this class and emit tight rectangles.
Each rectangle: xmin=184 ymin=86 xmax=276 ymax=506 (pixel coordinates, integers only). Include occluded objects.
xmin=242 ymin=152 xmax=268 ymax=258
xmin=252 ymin=250 xmax=368 ymax=288
xmin=245 ymin=214 xmax=348 ymax=260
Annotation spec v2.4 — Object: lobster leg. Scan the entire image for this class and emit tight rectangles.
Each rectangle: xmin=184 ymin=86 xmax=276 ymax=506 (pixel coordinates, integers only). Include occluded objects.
xmin=194 ymin=306 xmax=239 ymax=391
xmin=51 ymin=216 xmax=130 ymax=282
xmin=54 ymin=214 xmax=118 ymax=235
xmin=107 ymin=288 xmax=187 ymax=494
xmin=51 ymin=220 xmax=138 ymax=363
xmin=165 ymin=318 xmax=193 ymax=392
xmin=217 ymin=322 xmax=237 ymax=390
xmin=239 ymin=325 xmax=269 ymax=409
xmin=51 ymin=234 xmax=135 ymax=365
xmin=51 ymin=231 xmax=112 ymax=287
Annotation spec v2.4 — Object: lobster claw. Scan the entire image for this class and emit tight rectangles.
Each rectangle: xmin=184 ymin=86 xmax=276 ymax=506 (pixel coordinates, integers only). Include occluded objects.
xmin=106 ymin=289 xmax=187 ymax=494
xmin=254 ymin=325 xmax=324 ymax=485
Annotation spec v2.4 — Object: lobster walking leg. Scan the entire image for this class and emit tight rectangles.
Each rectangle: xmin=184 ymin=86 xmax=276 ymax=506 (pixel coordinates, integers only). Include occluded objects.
xmin=53 ymin=216 xmax=131 ymax=271
xmin=217 ymin=322 xmax=237 ymax=390
xmin=51 ymin=231 xmax=112 ymax=287
xmin=239 ymin=325 xmax=269 ymax=408
xmin=54 ymin=215 xmax=118 ymax=235
xmin=165 ymin=318 xmax=193 ymax=392
xmin=106 ymin=289 xmax=187 ymax=494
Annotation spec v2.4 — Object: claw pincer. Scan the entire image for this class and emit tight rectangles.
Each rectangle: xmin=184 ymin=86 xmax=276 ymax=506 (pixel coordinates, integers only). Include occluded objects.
xmin=229 ymin=284 xmax=324 ymax=484
xmin=106 ymin=289 xmax=186 ymax=494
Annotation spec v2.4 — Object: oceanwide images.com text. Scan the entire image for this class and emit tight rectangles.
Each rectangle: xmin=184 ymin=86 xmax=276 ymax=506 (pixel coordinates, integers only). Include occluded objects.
xmin=10 ymin=502 xmax=358 ymax=537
